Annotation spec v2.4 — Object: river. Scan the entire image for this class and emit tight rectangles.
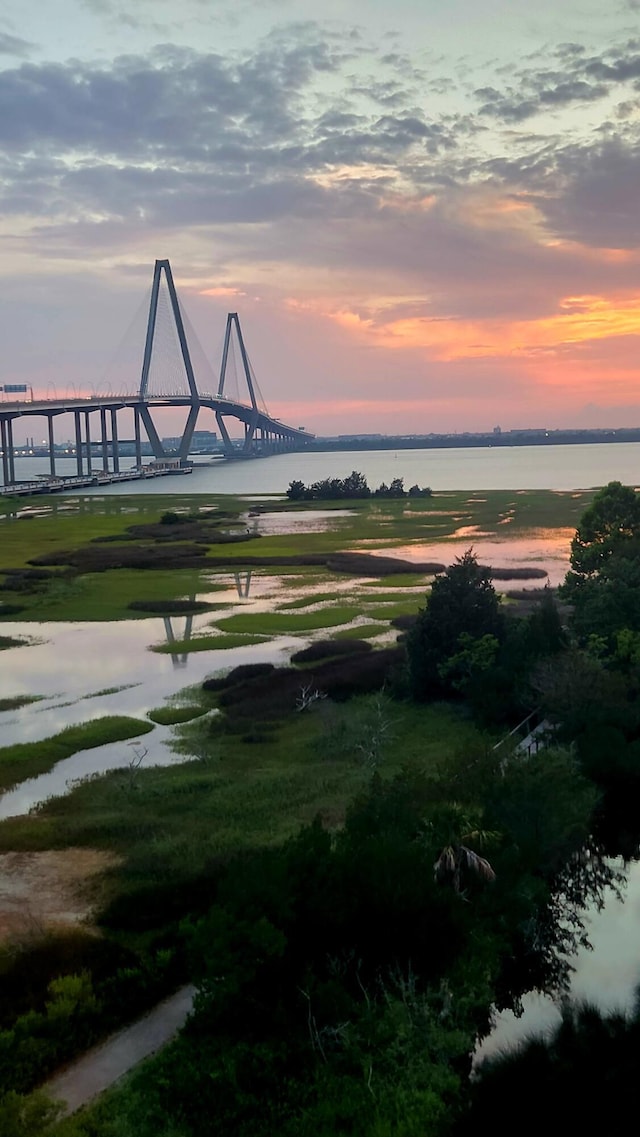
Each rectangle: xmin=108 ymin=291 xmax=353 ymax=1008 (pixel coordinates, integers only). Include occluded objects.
xmin=5 ymin=440 xmax=640 ymax=494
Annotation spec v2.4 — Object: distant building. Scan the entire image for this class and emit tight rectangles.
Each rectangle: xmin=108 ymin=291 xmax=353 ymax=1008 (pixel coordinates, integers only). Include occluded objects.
xmin=191 ymin=430 xmax=218 ymax=450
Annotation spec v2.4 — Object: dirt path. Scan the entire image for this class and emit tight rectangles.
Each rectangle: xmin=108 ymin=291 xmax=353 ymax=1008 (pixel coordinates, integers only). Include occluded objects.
xmin=43 ymin=984 xmax=196 ymax=1116
xmin=0 ymin=849 xmax=119 ymax=942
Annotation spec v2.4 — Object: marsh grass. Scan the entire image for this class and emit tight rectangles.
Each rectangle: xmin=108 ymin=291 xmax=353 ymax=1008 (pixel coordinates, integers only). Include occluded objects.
xmin=0 ymin=695 xmax=44 ymax=712
xmin=0 ymin=700 xmax=484 ymax=930
xmin=214 ymin=606 xmax=363 ymax=634
xmin=333 ymin=623 xmax=386 ymax=640
xmin=147 ymin=706 xmax=208 ymax=726
xmin=0 ymin=716 xmax=154 ymax=791
xmin=0 ymin=489 xmax=584 ymax=622
xmin=0 ymin=635 xmax=27 ymax=650
xmin=151 ymin=633 xmax=268 ymax=654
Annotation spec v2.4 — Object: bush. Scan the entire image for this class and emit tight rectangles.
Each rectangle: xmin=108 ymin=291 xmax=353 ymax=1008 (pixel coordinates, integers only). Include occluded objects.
xmin=291 ymin=639 xmax=373 ymax=664
xmin=202 ymin=663 xmax=275 ymax=693
xmin=0 ymin=603 xmax=25 ymax=617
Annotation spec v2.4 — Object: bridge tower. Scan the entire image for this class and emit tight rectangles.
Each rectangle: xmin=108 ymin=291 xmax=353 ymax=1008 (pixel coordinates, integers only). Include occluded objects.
xmin=215 ymin=313 xmax=263 ymax=454
xmin=138 ymin=258 xmax=201 ymax=461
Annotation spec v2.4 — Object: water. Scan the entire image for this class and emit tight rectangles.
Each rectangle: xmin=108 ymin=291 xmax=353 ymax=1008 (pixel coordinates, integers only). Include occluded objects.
xmin=477 ymin=857 xmax=640 ymax=1062
xmin=5 ymin=441 xmax=640 ymax=494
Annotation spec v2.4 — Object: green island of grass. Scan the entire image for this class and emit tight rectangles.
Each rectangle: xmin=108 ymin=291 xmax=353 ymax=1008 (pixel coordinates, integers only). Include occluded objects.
xmin=0 ymin=716 xmax=154 ymax=792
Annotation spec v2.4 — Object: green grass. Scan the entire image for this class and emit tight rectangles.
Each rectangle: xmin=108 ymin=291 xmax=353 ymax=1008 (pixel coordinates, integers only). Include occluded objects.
xmin=333 ymin=624 xmax=386 ymax=640
xmin=0 ymin=489 xmax=585 ymax=623
xmin=0 ymin=716 xmax=154 ymax=792
xmin=214 ymin=607 xmax=362 ymax=634
xmin=365 ymin=600 xmax=424 ymax=620
xmin=152 ymin=633 xmax=268 ymax=654
xmin=360 ymin=573 xmax=431 ymax=588
xmin=0 ymin=701 xmax=486 ymax=891
xmin=147 ymin=705 xmax=209 ymax=725
xmin=0 ymin=694 xmax=44 ymax=712
xmin=0 ymin=635 xmax=27 ymax=650
xmin=275 ymin=592 xmax=342 ymax=610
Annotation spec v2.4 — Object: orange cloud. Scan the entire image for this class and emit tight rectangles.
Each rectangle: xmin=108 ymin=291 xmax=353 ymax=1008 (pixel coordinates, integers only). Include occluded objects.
xmin=319 ymin=294 xmax=640 ymax=364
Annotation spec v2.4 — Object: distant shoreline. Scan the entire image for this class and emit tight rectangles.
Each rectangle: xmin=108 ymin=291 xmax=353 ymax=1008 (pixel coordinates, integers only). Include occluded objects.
xmin=306 ymin=429 xmax=640 ymax=453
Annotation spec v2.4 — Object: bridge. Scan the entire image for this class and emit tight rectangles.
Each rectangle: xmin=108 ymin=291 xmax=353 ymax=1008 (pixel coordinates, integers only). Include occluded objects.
xmin=0 ymin=259 xmax=313 ymax=487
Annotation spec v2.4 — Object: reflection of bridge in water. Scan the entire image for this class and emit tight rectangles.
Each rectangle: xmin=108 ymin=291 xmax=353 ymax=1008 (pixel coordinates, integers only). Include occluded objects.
xmin=162 ymin=573 xmax=253 ymax=667
xmin=0 ymin=260 xmax=313 ymax=488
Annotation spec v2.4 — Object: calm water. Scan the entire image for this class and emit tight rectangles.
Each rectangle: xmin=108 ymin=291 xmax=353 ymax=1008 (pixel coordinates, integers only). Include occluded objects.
xmin=5 ymin=441 xmax=640 ymax=494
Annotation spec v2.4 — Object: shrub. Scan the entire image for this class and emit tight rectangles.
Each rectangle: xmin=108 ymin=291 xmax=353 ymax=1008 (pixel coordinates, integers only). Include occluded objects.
xmin=291 ymin=639 xmax=373 ymax=664
xmin=0 ymin=603 xmax=25 ymax=617
xmin=202 ymin=663 xmax=275 ymax=693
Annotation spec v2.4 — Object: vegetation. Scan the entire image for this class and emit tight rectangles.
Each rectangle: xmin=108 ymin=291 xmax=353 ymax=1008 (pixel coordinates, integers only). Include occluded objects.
xmin=0 ymin=695 xmax=44 ymax=712
xmin=0 ymin=635 xmax=28 ymax=651
xmin=464 ymin=994 xmax=640 ymax=1136
xmin=286 ymin=471 xmax=432 ymax=500
xmin=2 ymin=484 xmax=638 ymax=1136
xmin=147 ymin=705 xmax=208 ymax=726
xmin=0 ymin=488 xmax=589 ymax=622
xmin=0 ymin=716 xmax=154 ymax=791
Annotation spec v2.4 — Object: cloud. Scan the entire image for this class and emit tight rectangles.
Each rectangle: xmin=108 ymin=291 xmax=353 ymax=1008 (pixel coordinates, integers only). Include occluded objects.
xmin=0 ymin=31 xmax=34 ymax=57
xmin=2 ymin=22 xmax=640 ymax=434
xmin=475 ymin=41 xmax=640 ymax=123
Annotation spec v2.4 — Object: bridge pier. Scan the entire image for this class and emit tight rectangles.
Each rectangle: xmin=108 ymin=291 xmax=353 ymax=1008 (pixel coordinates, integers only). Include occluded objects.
xmin=73 ymin=412 xmax=84 ymax=476
xmin=47 ymin=415 xmax=57 ymax=478
xmin=110 ymin=408 xmax=120 ymax=473
xmin=84 ymin=411 xmax=93 ymax=474
xmin=6 ymin=419 xmax=15 ymax=483
xmin=100 ymin=408 xmax=109 ymax=472
xmin=0 ymin=419 xmax=10 ymax=485
xmin=134 ymin=407 xmax=142 ymax=468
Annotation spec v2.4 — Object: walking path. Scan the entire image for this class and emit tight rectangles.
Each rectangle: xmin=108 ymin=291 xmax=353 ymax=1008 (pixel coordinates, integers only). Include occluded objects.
xmin=42 ymin=984 xmax=196 ymax=1117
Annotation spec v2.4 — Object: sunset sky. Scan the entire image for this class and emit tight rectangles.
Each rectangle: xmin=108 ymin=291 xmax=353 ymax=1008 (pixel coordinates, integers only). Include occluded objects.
xmin=2 ymin=0 xmax=640 ymax=438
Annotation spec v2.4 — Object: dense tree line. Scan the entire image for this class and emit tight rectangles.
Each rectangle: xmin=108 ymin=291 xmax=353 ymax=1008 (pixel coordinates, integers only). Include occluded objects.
xmin=286 ymin=472 xmax=432 ymax=501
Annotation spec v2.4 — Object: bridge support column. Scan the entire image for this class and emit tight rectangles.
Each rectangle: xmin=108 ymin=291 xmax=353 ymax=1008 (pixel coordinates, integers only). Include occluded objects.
xmin=47 ymin=416 xmax=56 ymax=478
xmin=74 ymin=412 xmax=83 ymax=476
xmin=84 ymin=411 xmax=92 ymax=474
xmin=138 ymin=404 xmax=166 ymax=460
xmin=100 ymin=408 xmax=109 ymax=472
xmin=215 ymin=412 xmax=234 ymax=457
xmin=243 ymin=414 xmax=258 ymax=454
xmin=178 ymin=404 xmax=200 ymax=461
xmin=133 ymin=407 xmax=142 ymax=468
xmin=0 ymin=419 xmax=10 ymax=486
xmin=110 ymin=409 xmax=120 ymax=473
xmin=5 ymin=419 xmax=15 ymax=484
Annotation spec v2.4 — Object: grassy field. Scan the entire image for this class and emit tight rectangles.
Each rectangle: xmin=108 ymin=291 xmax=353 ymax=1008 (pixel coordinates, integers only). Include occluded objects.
xmin=0 ymin=716 xmax=154 ymax=792
xmin=0 ymin=489 xmax=587 ymax=624
xmin=0 ymin=696 xmax=488 ymax=907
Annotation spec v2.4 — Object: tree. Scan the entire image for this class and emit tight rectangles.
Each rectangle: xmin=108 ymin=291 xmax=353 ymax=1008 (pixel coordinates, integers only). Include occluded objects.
xmin=565 ymin=481 xmax=640 ymax=585
xmin=286 ymin=480 xmax=306 ymax=501
xmin=406 ymin=550 xmax=505 ymax=700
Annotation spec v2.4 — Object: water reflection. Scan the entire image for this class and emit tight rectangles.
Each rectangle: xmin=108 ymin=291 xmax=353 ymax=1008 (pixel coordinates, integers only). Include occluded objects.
xmin=234 ymin=570 xmax=252 ymax=598
xmin=477 ymin=844 xmax=636 ymax=1064
xmin=358 ymin=528 xmax=575 ymax=587
xmin=162 ymin=614 xmax=194 ymax=669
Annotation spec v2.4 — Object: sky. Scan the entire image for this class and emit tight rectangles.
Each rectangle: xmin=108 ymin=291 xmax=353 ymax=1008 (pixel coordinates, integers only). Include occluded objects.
xmin=2 ymin=0 xmax=640 ymax=440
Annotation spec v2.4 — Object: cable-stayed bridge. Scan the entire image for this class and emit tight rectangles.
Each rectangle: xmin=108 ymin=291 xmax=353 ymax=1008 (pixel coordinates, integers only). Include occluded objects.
xmin=0 ymin=259 xmax=313 ymax=487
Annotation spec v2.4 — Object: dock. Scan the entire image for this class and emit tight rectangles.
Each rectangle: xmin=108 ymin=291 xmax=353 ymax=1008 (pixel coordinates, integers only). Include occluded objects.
xmin=0 ymin=465 xmax=193 ymax=497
